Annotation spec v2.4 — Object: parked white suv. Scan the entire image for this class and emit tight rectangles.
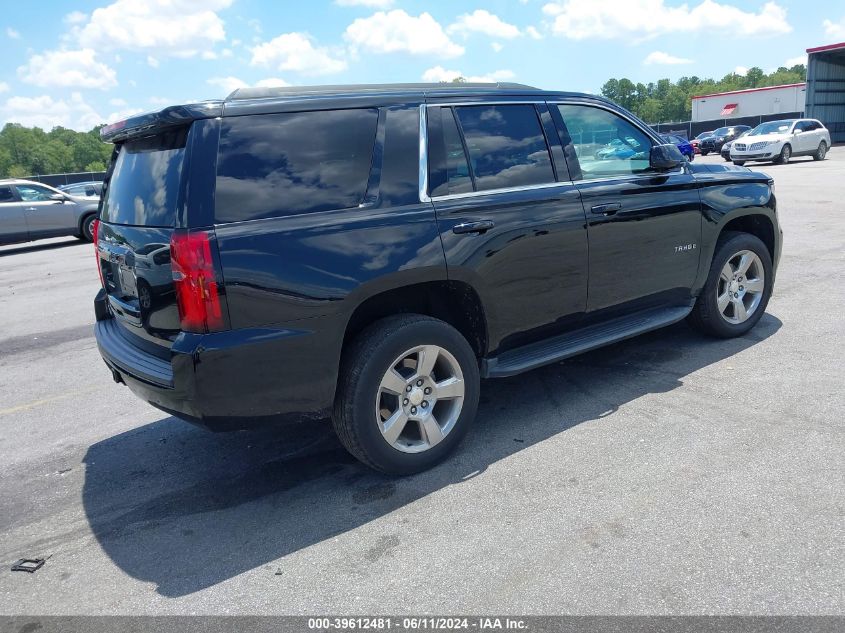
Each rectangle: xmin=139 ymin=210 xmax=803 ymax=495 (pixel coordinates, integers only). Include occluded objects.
xmin=731 ymin=119 xmax=831 ymax=165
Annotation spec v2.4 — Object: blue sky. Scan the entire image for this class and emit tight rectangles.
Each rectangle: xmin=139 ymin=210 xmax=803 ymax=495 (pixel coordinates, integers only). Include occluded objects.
xmin=1 ymin=0 xmax=843 ymax=130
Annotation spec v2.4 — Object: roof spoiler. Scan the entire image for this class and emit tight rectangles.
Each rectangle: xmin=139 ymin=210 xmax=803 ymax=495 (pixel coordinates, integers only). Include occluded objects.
xmin=100 ymin=101 xmax=223 ymax=143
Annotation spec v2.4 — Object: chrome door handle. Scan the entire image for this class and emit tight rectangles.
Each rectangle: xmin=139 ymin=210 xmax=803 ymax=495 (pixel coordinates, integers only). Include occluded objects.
xmin=590 ymin=203 xmax=622 ymax=216
xmin=452 ymin=220 xmax=495 ymax=235
xmin=24 ymin=207 xmax=36 ymax=212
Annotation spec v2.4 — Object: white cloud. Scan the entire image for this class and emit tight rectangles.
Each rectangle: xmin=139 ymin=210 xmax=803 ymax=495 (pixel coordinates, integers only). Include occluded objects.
xmin=109 ymin=98 xmax=128 ymax=107
xmin=147 ymin=56 xmax=160 ymax=68
xmin=491 ymin=42 xmax=504 ymax=52
xmin=63 ymin=11 xmax=87 ymax=25
xmin=823 ymin=16 xmax=845 ymax=39
xmin=644 ymin=51 xmax=694 ymax=65
xmin=784 ymin=54 xmax=807 ymax=68
xmin=0 ymin=93 xmax=103 ymax=131
xmin=251 ymin=32 xmax=347 ymax=75
xmin=525 ymin=26 xmax=543 ymax=40
xmin=255 ymin=77 xmax=290 ymax=88
xmin=6 ymin=27 xmax=20 ymax=39
xmin=734 ymin=65 xmax=749 ymax=76
xmin=206 ymin=76 xmax=291 ymax=95
xmin=448 ymin=10 xmax=521 ymax=39
xmin=335 ymin=0 xmax=394 ymax=6
xmin=76 ymin=0 xmax=233 ymax=57
xmin=542 ymin=0 xmax=791 ymax=40
xmin=345 ymin=10 xmax=464 ymax=58
xmin=106 ymin=107 xmax=144 ymax=124
xmin=18 ymin=48 xmax=117 ymax=90
xmin=422 ymin=66 xmax=515 ymax=83
xmin=0 ymin=82 xmax=8 ymax=93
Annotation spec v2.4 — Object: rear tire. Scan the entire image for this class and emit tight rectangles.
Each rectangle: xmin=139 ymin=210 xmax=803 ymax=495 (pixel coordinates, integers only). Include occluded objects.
xmin=80 ymin=214 xmax=96 ymax=242
xmin=687 ymin=232 xmax=773 ymax=338
xmin=813 ymin=141 xmax=827 ymax=161
xmin=733 ymin=160 xmax=745 ymax=166
xmin=333 ymin=314 xmax=480 ymax=475
xmin=701 ymin=151 xmax=710 ymax=156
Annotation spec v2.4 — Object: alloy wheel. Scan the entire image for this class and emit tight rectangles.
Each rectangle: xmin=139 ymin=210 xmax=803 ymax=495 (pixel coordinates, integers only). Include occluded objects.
xmin=717 ymin=250 xmax=765 ymax=324
xmin=375 ymin=344 xmax=465 ymax=453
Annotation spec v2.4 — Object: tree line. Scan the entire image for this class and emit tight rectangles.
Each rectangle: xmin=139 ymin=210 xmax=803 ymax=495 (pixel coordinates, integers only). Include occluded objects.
xmin=601 ymin=65 xmax=807 ymax=124
xmin=0 ymin=123 xmax=112 ymax=178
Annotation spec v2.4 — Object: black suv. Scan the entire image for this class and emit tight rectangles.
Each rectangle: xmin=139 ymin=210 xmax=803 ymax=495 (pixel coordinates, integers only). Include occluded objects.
xmin=94 ymin=83 xmax=781 ymax=475
xmin=699 ymin=125 xmax=752 ymax=155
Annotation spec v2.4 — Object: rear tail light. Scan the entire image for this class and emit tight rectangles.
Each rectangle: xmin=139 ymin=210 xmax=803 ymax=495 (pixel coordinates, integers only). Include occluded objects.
xmin=170 ymin=229 xmax=227 ymax=333
xmin=92 ymin=218 xmax=105 ymax=289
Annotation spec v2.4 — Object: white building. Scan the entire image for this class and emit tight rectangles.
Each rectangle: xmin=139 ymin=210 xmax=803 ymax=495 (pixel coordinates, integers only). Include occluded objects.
xmin=691 ymin=83 xmax=806 ymax=122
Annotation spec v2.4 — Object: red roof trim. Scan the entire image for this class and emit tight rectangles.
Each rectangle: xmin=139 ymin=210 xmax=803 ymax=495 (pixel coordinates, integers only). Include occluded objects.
xmin=807 ymin=41 xmax=845 ymax=54
xmin=692 ymin=83 xmax=806 ymax=100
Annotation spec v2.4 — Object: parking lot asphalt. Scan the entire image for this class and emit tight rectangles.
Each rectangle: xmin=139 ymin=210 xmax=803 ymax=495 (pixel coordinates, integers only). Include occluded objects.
xmin=0 ymin=151 xmax=843 ymax=615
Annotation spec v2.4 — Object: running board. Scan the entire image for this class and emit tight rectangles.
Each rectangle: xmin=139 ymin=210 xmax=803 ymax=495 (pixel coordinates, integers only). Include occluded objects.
xmin=483 ymin=305 xmax=693 ymax=378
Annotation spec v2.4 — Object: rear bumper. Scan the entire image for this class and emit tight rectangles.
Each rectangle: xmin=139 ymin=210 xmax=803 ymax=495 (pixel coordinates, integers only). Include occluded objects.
xmin=94 ymin=291 xmax=340 ymax=431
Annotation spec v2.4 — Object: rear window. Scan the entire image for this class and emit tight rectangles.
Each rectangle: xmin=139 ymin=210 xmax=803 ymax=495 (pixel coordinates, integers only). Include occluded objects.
xmin=0 ymin=186 xmax=14 ymax=202
xmin=100 ymin=127 xmax=188 ymax=227
xmin=215 ymin=109 xmax=379 ymax=223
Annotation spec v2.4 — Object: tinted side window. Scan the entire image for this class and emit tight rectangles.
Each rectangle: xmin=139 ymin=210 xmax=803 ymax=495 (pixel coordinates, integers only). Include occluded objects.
xmin=454 ymin=105 xmax=554 ymax=191
xmin=0 ymin=186 xmax=14 ymax=202
xmin=16 ymin=184 xmax=56 ymax=202
xmin=216 ymin=109 xmax=378 ymax=223
xmin=429 ymin=107 xmax=473 ymax=197
xmin=557 ymin=105 xmax=652 ymax=179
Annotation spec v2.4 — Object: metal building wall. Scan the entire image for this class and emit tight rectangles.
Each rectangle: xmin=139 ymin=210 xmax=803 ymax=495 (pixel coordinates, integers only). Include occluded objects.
xmin=692 ymin=84 xmax=806 ymax=122
xmin=806 ymin=45 xmax=845 ymax=143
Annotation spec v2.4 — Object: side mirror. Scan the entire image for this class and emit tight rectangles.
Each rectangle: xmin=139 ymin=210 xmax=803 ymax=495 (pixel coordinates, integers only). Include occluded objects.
xmin=49 ymin=193 xmax=66 ymax=202
xmin=650 ymin=143 xmax=685 ymax=171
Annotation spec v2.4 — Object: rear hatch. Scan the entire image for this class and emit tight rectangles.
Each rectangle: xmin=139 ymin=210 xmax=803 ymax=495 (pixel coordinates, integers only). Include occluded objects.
xmin=97 ymin=127 xmax=188 ymax=354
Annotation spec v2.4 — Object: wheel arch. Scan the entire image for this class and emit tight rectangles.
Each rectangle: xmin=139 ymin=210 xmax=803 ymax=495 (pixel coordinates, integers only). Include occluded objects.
xmin=720 ymin=213 xmax=776 ymax=262
xmin=341 ymin=280 xmax=488 ymax=360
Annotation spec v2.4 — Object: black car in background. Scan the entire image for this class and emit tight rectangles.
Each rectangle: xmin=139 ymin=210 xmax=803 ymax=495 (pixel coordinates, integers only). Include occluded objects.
xmin=93 ymin=83 xmax=781 ymax=475
xmin=699 ymin=125 xmax=752 ymax=155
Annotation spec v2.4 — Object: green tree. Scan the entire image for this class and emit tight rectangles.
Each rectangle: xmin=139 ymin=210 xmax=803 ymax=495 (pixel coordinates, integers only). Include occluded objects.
xmin=0 ymin=121 xmax=112 ymax=178
xmin=600 ymin=64 xmax=808 ymax=124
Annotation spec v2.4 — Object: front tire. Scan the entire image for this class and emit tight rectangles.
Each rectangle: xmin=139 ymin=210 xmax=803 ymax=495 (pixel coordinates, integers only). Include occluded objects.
xmin=333 ymin=315 xmax=480 ymax=475
xmin=814 ymin=141 xmax=828 ymax=161
xmin=774 ymin=144 xmax=791 ymax=164
xmin=687 ymin=232 xmax=773 ymax=338
xmin=701 ymin=151 xmax=710 ymax=156
xmin=733 ymin=160 xmax=745 ymax=166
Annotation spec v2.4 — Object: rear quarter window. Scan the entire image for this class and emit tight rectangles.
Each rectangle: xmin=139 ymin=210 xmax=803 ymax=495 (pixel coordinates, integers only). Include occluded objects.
xmin=215 ymin=108 xmax=379 ymax=223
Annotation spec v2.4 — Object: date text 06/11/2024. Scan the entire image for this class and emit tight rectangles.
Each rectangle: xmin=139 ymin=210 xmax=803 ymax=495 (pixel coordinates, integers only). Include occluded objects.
xmin=306 ymin=617 xmax=528 ymax=630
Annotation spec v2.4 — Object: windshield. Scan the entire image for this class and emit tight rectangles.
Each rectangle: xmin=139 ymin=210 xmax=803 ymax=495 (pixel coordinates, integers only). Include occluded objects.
xmin=713 ymin=127 xmax=731 ymax=136
xmin=749 ymin=120 xmax=796 ymax=136
xmin=101 ymin=127 xmax=188 ymax=227
xmin=696 ymin=131 xmax=713 ymax=140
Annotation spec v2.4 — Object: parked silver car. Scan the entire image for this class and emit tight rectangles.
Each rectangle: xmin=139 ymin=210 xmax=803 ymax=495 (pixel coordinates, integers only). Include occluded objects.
xmin=0 ymin=179 xmax=100 ymax=245
xmin=58 ymin=181 xmax=103 ymax=200
xmin=731 ymin=119 xmax=832 ymax=165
